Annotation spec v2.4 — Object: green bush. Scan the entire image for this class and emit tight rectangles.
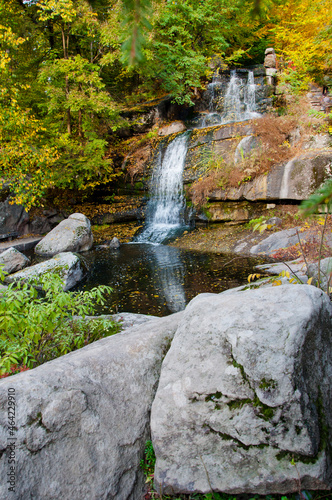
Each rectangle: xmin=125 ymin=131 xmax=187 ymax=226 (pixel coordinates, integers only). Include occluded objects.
xmin=0 ymin=268 xmax=120 ymax=376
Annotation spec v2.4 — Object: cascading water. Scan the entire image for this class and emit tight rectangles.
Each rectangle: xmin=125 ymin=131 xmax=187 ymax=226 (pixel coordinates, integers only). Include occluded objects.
xmin=135 ymin=70 xmax=260 ymax=245
xmin=244 ymin=70 xmax=257 ymax=115
xmin=221 ymin=69 xmax=260 ymax=123
xmin=195 ymin=69 xmax=260 ymax=128
xmin=135 ymin=132 xmax=190 ymax=244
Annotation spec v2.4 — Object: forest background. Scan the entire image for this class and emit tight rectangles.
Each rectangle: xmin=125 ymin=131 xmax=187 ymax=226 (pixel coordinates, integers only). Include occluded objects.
xmin=0 ymin=0 xmax=331 ymax=210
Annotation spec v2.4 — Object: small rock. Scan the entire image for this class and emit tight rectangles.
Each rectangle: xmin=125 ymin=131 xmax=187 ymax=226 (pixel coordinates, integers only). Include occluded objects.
xmin=158 ymin=121 xmax=187 ymax=137
xmin=108 ymin=237 xmax=121 ymax=249
xmin=0 ymin=247 xmax=30 ymax=274
xmin=266 ymin=216 xmax=282 ymax=229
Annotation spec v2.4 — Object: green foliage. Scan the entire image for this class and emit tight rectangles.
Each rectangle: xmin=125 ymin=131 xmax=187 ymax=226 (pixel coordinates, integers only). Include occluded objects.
xmin=144 ymin=0 xmax=231 ymax=104
xmin=140 ymin=440 xmax=156 ymax=475
xmin=0 ymin=270 xmax=120 ymax=375
xmin=300 ymin=178 xmax=332 ymax=215
xmin=247 ymin=217 xmax=272 ymax=233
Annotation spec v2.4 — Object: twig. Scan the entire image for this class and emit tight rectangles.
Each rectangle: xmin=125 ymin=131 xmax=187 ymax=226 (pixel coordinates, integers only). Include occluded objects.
xmin=295 ymin=228 xmax=310 ymax=274
xmin=282 ymin=260 xmax=304 ymax=284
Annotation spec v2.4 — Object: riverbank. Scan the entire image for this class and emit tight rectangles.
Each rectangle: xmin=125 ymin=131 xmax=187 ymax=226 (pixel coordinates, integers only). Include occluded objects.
xmin=170 ymin=206 xmax=332 ymax=262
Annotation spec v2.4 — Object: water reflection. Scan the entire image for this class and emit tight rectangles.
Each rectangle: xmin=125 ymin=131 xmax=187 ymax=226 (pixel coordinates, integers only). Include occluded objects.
xmin=151 ymin=245 xmax=186 ymax=313
xmin=77 ymin=243 xmax=268 ymax=316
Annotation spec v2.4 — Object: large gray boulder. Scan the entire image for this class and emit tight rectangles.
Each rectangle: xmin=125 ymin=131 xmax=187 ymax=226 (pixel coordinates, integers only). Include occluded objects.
xmin=151 ymin=285 xmax=332 ymax=495
xmin=0 ymin=312 xmax=182 ymax=500
xmin=0 ymin=247 xmax=30 ymax=274
xmin=35 ymin=213 xmax=93 ymax=257
xmin=6 ymin=252 xmax=85 ymax=291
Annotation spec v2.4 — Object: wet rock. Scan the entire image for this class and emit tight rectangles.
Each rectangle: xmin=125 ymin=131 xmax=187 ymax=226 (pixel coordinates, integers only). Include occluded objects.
xmin=159 ymin=121 xmax=187 ymax=137
xmin=35 ymin=213 xmax=93 ymax=257
xmin=151 ymin=285 xmax=332 ymax=495
xmin=108 ymin=237 xmax=121 ymax=249
xmin=0 ymin=247 xmax=30 ymax=274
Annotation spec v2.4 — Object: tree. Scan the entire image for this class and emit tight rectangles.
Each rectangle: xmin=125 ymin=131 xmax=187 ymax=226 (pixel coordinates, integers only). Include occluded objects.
xmin=271 ymin=0 xmax=332 ymax=91
xmin=0 ymin=0 xmax=124 ymax=206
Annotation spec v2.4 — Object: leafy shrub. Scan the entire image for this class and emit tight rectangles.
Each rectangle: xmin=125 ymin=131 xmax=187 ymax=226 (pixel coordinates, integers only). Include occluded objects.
xmin=0 ymin=269 xmax=120 ymax=375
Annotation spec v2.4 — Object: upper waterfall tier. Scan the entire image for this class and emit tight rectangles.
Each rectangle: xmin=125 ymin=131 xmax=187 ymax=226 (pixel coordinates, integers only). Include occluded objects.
xmin=190 ymin=70 xmax=261 ymax=130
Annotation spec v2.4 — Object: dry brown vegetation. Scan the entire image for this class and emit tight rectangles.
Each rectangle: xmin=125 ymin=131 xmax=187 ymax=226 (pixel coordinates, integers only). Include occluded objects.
xmin=124 ymin=144 xmax=152 ymax=183
xmin=189 ymin=96 xmax=330 ymax=207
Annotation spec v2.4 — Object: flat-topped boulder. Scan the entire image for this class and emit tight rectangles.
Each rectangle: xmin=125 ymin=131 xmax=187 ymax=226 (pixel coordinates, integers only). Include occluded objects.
xmin=6 ymin=252 xmax=85 ymax=291
xmin=35 ymin=213 xmax=93 ymax=257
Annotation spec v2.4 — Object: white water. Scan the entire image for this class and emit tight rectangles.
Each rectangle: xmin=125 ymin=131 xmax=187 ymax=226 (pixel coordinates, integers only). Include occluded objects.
xmin=136 ymin=71 xmax=260 ymax=244
xmin=198 ymin=70 xmax=260 ymax=128
xmin=135 ymin=133 xmax=189 ymax=244
xmin=222 ymin=70 xmax=260 ymax=123
xmin=279 ymin=158 xmax=294 ymax=199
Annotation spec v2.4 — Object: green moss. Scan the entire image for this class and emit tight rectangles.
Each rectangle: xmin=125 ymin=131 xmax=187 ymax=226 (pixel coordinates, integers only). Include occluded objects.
xmin=253 ymin=395 xmax=275 ymax=421
xmin=205 ymin=392 xmax=222 ymax=402
xmin=259 ymin=378 xmax=277 ymax=390
xmin=276 ymin=450 xmax=318 ymax=465
xmin=231 ymin=359 xmax=248 ymax=383
xmin=316 ymin=391 xmax=329 ymax=458
xmin=227 ymin=398 xmax=252 ymax=410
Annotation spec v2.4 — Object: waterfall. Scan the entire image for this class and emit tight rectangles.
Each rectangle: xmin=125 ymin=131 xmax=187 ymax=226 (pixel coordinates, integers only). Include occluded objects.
xmin=222 ymin=70 xmax=260 ymax=123
xmin=196 ymin=69 xmax=260 ymax=128
xmin=135 ymin=133 xmax=190 ymax=244
xmin=244 ymin=70 xmax=257 ymax=114
xmin=134 ymin=70 xmax=260 ymax=245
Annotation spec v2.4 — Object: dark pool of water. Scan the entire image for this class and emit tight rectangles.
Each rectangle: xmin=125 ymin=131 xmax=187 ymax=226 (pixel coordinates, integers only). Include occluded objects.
xmin=73 ymin=243 xmax=269 ymax=317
